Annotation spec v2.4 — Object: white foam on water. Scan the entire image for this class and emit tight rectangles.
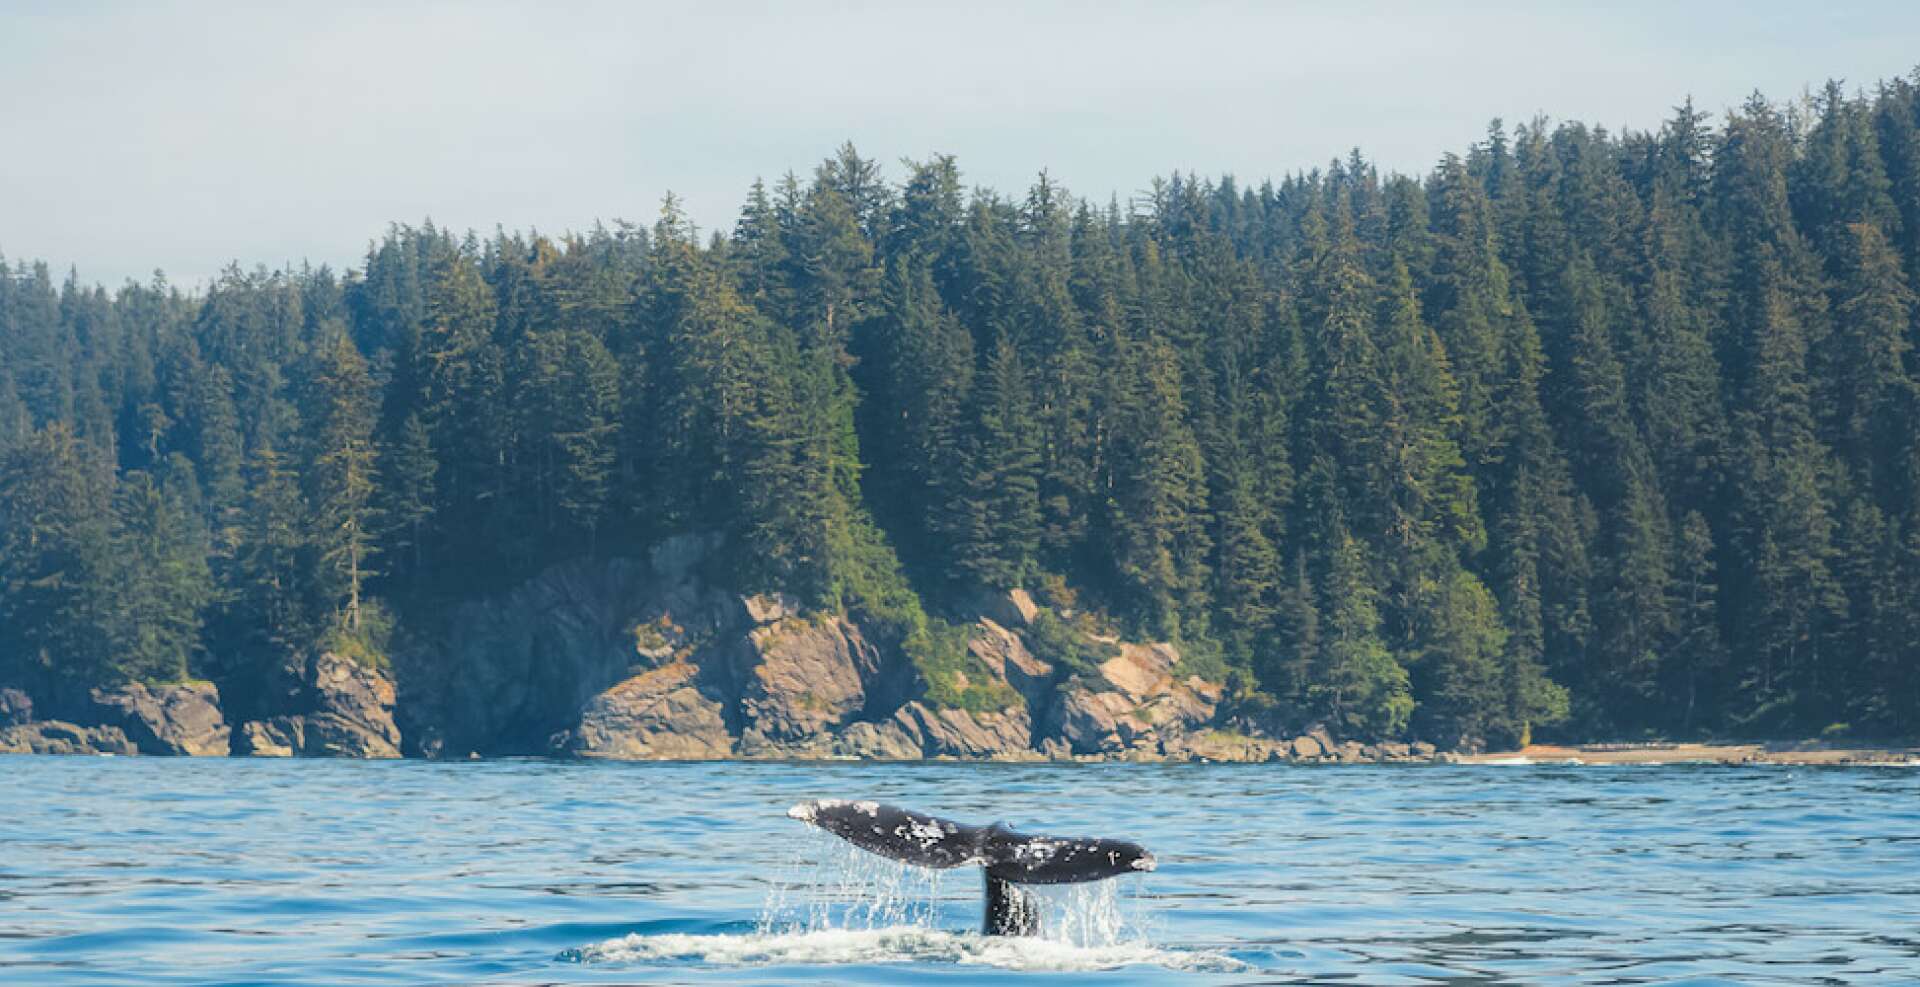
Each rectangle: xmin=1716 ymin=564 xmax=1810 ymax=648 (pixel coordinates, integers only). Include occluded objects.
xmin=570 ymin=925 xmax=1250 ymax=973
xmin=568 ymin=828 xmax=1246 ymax=973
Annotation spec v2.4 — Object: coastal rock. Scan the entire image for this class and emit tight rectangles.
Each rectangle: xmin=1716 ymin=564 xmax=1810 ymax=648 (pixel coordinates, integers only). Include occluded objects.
xmin=231 ymin=654 xmax=400 ymax=758
xmin=1287 ymin=734 xmax=1326 ymax=760
xmin=90 ymin=681 xmax=229 ymax=756
xmin=417 ymin=538 xmax=736 ymax=754
xmin=733 ymin=615 xmax=882 ymax=743
xmin=1047 ymin=641 xmax=1218 ymax=754
xmin=0 ymin=720 xmax=138 ymax=756
xmin=890 ymin=700 xmax=1033 ymax=758
xmin=1168 ymin=730 xmax=1286 ymax=763
xmin=236 ymin=717 xmax=304 ymax=757
xmin=833 ymin=720 xmax=923 ymax=760
xmin=967 ymin=619 xmax=1054 ymax=709
xmin=302 ymin=653 xmax=401 ymax=758
xmin=0 ymin=687 xmax=32 ymax=727
xmin=565 ymin=662 xmax=734 ymax=759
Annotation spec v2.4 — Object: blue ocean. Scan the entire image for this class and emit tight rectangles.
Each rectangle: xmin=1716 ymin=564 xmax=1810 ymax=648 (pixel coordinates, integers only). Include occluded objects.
xmin=3 ymin=757 xmax=1918 ymax=984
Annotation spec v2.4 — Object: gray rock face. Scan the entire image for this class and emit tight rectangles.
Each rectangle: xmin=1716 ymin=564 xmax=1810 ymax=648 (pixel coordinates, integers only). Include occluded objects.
xmin=1046 ymin=641 xmax=1218 ymax=755
xmin=90 ymin=681 xmax=230 ymax=756
xmin=832 ymin=720 xmax=923 ymax=760
xmin=890 ymin=701 xmax=1034 ymax=758
xmin=397 ymin=540 xmax=1254 ymax=763
xmin=0 ymin=687 xmax=32 ymax=727
xmin=0 ymin=720 xmax=138 ymax=755
xmin=414 ymin=535 xmax=736 ymax=754
xmin=968 ymin=620 xmax=1053 ymax=710
xmin=732 ymin=615 xmax=883 ymax=743
xmin=236 ymin=717 xmax=304 ymax=757
xmin=233 ymin=653 xmax=400 ymax=758
xmin=302 ymin=653 xmax=401 ymax=758
xmin=564 ymin=662 xmax=733 ymax=759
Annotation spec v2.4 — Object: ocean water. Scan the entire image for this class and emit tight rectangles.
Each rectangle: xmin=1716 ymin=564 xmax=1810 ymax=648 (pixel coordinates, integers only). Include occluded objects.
xmin=2 ymin=757 xmax=1918 ymax=985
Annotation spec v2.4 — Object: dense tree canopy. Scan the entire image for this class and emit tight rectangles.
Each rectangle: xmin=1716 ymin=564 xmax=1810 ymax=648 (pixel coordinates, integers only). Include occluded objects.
xmin=5 ymin=74 xmax=1920 ymax=746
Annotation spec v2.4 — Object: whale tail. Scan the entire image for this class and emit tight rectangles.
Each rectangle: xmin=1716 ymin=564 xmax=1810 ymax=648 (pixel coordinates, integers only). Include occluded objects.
xmin=786 ymin=799 xmax=1155 ymax=936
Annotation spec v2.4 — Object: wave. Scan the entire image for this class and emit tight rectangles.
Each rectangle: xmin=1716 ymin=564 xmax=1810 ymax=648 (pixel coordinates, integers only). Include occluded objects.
xmin=562 ymin=924 xmax=1250 ymax=973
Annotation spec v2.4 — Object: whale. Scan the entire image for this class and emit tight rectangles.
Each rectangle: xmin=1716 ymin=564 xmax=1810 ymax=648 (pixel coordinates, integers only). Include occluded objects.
xmin=786 ymin=799 xmax=1155 ymax=936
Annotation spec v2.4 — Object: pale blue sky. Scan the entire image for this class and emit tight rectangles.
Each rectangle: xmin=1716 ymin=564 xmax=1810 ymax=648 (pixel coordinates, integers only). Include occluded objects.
xmin=3 ymin=1 xmax=1916 ymax=288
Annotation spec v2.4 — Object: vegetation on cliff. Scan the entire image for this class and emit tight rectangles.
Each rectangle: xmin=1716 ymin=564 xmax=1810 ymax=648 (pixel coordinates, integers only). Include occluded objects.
xmin=4 ymin=74 xmax=1920 ymax=748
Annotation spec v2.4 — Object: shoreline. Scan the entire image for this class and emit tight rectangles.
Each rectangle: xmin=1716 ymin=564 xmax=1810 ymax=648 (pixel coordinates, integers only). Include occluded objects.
xmin=7 ymin=739 xmax=1920 ymax=766
xmin=1461 ymin=741 xmax=1920 ymax=766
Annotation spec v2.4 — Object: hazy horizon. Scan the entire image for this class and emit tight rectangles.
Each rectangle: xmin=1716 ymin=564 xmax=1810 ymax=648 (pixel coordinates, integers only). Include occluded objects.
xmin=4 ymin=0 xmax=1917 ymax=289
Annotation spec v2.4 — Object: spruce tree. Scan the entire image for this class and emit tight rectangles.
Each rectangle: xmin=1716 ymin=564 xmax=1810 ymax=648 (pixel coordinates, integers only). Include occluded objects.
xmin=309 ymin=333 xmax=381 ymax=632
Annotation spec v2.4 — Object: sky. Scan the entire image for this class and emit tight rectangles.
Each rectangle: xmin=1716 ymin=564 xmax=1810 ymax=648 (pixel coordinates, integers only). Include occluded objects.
xmin=3 ymin=1 xmax=1917 ymax=290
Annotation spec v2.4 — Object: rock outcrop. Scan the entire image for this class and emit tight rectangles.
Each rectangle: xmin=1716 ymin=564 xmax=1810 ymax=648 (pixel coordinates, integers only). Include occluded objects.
xmin=889 ymin=701 xmax=1035 ymax=758
xmin=733 ymin=615 xmax=885 ymax=746
xmin=967 ymin=619 xmax=1053 ymax=710
xmin=234 ymin=652 xmax=401 ymax=758
xmin=0 ymin=720 xmax=138 ymax=755
xmin=0 ymin=687 xmax=32 ymax=728
xmin=407 ymin=535 xmax=739 ymax=756
xmin=563 ymin=662 xmax=733 ymax=759
xmin=1047 ymin=642 xmax=1219 ymax=755
xmin=89 ymin=681 xmax=230 ymax=756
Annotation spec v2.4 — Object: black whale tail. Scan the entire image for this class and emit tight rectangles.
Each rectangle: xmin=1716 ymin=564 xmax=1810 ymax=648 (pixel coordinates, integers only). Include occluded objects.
xmin=786 ymin=799 xmax=1155 ymax=936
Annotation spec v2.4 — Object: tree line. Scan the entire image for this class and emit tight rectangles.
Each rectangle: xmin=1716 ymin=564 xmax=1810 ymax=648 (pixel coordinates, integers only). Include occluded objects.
xmin=3 ymin=75 xmax=1919 ymax=746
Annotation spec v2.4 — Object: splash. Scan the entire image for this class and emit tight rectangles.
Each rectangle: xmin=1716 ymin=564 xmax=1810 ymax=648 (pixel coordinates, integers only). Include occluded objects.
xmin=565 ymin=925 xmax=1250 ymax=972
xmin=565 ymin=830 xmax=1243 ymax=972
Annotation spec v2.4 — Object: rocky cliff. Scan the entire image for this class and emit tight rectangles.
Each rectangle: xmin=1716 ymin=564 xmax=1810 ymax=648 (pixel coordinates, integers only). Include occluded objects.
xmin=0 ymin=537 xmax=1447 ymax=762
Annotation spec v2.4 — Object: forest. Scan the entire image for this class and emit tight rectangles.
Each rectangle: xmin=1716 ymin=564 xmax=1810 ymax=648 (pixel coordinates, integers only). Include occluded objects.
xmin=3 ymin=75 xmax=1919 ymax=749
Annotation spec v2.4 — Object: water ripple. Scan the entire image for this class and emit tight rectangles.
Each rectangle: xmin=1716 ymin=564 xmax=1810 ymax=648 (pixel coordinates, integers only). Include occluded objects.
xmin=0 ymin=758 xmax=1917 ymax=984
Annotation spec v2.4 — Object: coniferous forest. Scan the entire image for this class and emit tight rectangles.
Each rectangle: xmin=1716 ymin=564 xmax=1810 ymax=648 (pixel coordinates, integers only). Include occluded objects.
xmin=5 ymin=77 xmax=1920 ymax=749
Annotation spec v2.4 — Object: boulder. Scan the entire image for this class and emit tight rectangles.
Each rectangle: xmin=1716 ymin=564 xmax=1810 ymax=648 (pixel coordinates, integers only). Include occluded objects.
xmin=890 ymin=701 xmax=1033 ymax=758
xmin=90 ymin=681 xmax=229 ymax=756
xmin=565 ymin=662 xmax=734 ymax=760
xmin=1287 ymin=734 xmax=1326 ymax=759
xmin=734 ymin=615 xmax=881 ymax=742
xmin=0 ymin=687 xmax=32 ymax=728
xmin=0 ymin=720 xmax=138 ymax=756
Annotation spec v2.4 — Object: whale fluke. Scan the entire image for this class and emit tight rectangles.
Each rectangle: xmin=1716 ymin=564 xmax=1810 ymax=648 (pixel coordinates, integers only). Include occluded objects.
xmin=786 ymin=799 xmax=1155 ymax=935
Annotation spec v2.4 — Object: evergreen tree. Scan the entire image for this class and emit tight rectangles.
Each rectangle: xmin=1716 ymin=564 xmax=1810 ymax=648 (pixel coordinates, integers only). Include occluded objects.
xmin=1310 ymin=529 xmax=1413 ymax=737
xmin=308 ymin=333 xmax=381 ymax=631
xmin=955 ymin=333 xmax=1042 ymax=589
xmin=381 ymin=413 xmax=437 ymax=584
xmin=106 ymin=470 xmax=214 ymax=684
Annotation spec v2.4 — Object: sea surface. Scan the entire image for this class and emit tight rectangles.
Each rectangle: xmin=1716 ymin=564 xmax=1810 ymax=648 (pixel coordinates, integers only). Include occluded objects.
xmin=2 ymin=756 xmax=1918 ymax=985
